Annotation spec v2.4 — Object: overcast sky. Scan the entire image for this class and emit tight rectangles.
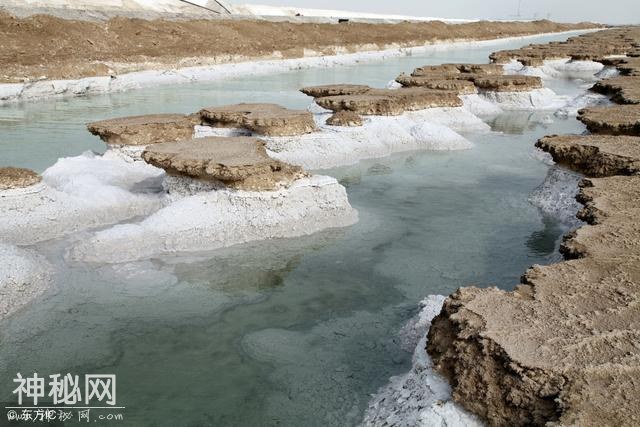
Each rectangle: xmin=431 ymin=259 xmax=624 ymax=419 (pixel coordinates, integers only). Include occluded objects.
xmin=241 ymin=0 xmax=639 ymax=25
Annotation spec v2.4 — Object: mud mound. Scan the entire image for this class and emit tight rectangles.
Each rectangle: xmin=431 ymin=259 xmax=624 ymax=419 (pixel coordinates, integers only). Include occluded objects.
xmin=308 ymin=87 xmax=462 ymax=115
xmin=0 ymin=167 xmax=41 ymax=190
xmin=536 ymin=134 xmax=640 ymax=177
xmin=592 ymin=76 xmax=640 ymax=104
xmin=198 ymin=103 xmax=317 ymax=136
xmin=87 ymin=114 xmax=198 ymax=146
xmin=578 ymin=104 xmax=640 ymax=135
xmin=473 ymin=75 xmax=543 ymax=92
xmin=142 ymin=136 xmax=305 ymax=190
xmin=325 ymin=111 xmax=363 ymax=127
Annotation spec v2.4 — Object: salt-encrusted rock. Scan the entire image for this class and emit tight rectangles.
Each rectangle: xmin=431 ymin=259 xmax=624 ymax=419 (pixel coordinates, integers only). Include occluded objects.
xmin=410 ymin=64 xmax=462 ymax=76
xmin=455 ymin=63 xmax=504 ymax=75
xmin=411 ymin=63 xmax=503 ymax=77
xmin=0 ymin=243 xmax=52 ymax=319
xmin=300 ymin=84 xmax=371 ymax=98
xmin=578 ymin=104 xmax=640 ymax=135
xmin=536 ymin=134 xmax=640 ymax=177
xmin=301 ymin=84 xmax=464 ymax=115
xmin=490 ymin=28 xmax=640 ymax=66
xmin=562 ymin=175 xmax=640 ymax=259
xmin=87 ymin=114 xmax=197 ymax=146
xmin=427 ymin=255 xmax=640 ymax=427
xmin=0 ymin=167 xmax=41 ymax=190
xmin=591 ymin=75 xmax=640 ymax=104
xmin=314 ymin=88 xmax=462 ymax=116
xmin=325 ymin=111 xmax=363 ymax=127
xmin=473 ymin=75 xmax=543 ymax=92
xmin=617 ymin=57 xmax=640 ymax=76
xmin=142 ymin=137 xmax=306 ymax=191
xmin=198 ymin=103 xmax=317 ymax=136
xmin=561 ymin=173 xmax=637 ymax=246
xmin=395 ymin=74 xmax=477 ymax=94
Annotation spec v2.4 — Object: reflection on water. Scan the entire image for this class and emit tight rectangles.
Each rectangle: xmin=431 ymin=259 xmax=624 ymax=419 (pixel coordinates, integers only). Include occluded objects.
xmin=486 ymin=111 xmax=558 ymax=134
xmin=0 ymin=33 xmax=589 ymax=426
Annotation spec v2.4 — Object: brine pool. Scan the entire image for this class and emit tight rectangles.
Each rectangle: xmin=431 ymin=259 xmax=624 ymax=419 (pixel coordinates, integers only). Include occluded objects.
xmin=1 ymin=33 xmax=589 ymax=426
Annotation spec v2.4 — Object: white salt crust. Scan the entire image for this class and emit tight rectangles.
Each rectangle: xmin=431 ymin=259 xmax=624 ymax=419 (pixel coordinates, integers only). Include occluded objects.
xmin=528 ymin=165 xmax=584 ymax=226
xmin=361 ymin=295 xmax=482 ymax=427
xmin=69 ymin=175 xmax=358 ymax=263
xmin=0 ymin=243 xmax=52 ymax=320
xmin=0 ymin=151 xmax=164 ymax=245
xmin=503 ymin=58 xmax=605 ymax=81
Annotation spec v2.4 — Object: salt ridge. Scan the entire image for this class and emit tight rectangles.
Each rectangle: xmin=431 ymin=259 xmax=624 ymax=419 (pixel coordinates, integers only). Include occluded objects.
xmin=0 ymin=30 xmax=597 ymax=105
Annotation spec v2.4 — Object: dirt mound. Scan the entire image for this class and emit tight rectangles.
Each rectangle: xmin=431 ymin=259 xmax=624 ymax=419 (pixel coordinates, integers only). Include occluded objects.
xmin=325 ymin=111 xmax=363 ymax=127
xmin=198 ymin=103 xmax=317 ymax=136
xmin=396 ymin=63 xmax=540 ymax=93
xmin=304 ymin=86 xmax=462 ymax=115
xmin=87 ymin=114 xmax=198 ymax=146
xmin=536 ymin=134 xmax=640 ymax=177
xmin=394 ymin=75 xmax=477 ymax=94
xmin=489 ymin=27 xmax=640 ymax=65
xmin=473 ymin=75 xmax=543 ymax=92
xmin=592 ymin=76 xmax=640 ymax=104
xmin=142 ymin=136 xmax=305 ymax=191
xmin=578 ymin=104 xmax=640 ymax=135
xmin=300 ymin=84 xmax=371 ymax=98
xmin=411 ymin=63 xmax=503 ymax=77
xmin=0 ymin=167 xmax=41 ymax=190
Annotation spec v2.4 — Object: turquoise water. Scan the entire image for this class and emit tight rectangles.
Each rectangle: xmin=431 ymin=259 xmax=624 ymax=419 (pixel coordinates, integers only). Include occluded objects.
xmin=0 ymin=33 xmax=587 ymax=426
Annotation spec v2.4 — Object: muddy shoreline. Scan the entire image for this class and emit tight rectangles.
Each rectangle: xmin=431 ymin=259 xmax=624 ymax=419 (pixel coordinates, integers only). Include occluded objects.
xmin=0 ymin=13 xmax=598 ymax=84
xmin=427 ymin=27 xmax=640 ymax=426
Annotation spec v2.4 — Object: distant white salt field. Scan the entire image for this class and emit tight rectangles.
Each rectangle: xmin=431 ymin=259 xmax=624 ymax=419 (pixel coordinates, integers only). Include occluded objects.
xmin=0 ymin=0 xmax=233 ymax=18
xmin=229 ymin=3 xmax=478 ymax=23
xmin=0 ymin=0 xmax=478 ymax=22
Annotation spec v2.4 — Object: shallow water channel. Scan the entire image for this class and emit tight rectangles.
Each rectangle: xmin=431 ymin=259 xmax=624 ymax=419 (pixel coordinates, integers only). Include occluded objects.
xmin=0 ymin=33 xmax=588 ymax=426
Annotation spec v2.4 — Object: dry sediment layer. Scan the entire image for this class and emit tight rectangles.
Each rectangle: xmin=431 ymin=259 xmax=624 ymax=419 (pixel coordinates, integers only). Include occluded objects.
xmin=578 ymin=105 xmax=640 ymax=136
xmin=300 ymin=84 xmax=371 ymax=98
xmin=536 ymin=134 xmax=640 ymax=177
xmin=396 ymin=63 xmax=542 ymax=92
xmin=142 ymin=136 xmax=305 ymax=191
xmin=427 ymin=27 xmax=640 ymax=427
xmin=325 ymin=110 xmax=363 ymax=127
xmin=617 ymin=57 xmax=640 ymax=76
xmin=0 ymin=13 xmax=598 ymax=83
xmin=591 ymin=76 xmax=640 ymax=104
xmin=87 ymin=114 xmax=198 ymax=146
xmin=303 ymin=86 xmax=462 ymax=115
xmin=489 ymin=27 xmax=640 ymax=66
xmin=411 ymin=63 xmax=504 ymax=76
xmin=0 ymin=167 xmax=41 ymax=190
xmin=394 ymin=75 xmax=477 ymax=94
xmin=473 ymin=75 xmax=543 ymax=92
xmin=198 ymin=103 xmax=317 ymax=136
